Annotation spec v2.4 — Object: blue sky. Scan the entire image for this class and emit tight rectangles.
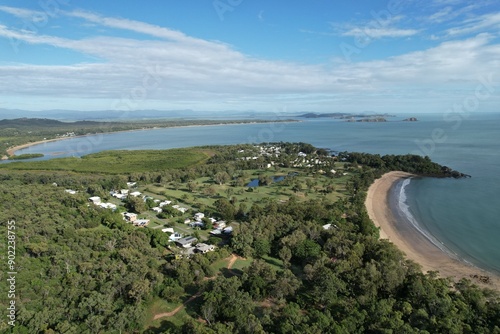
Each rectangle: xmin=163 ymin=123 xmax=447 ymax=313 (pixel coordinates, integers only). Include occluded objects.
xmin=0 ymin=0 xmax=499 ymax=114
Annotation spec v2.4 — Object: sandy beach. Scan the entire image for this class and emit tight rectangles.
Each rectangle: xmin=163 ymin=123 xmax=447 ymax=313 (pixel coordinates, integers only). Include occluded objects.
xmin=5 ymin=137 xmax=66 ymax=158
xmin=365 ymin=171 xmax=500 ymax=291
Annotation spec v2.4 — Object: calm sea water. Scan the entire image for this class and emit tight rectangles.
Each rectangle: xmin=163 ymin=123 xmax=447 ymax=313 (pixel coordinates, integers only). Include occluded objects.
xmin=14 ymin=112 xmax=500 ymax=274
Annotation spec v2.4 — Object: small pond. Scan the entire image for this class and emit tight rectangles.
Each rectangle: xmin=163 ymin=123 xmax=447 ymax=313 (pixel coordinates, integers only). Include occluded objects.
xmin=247 ymin=175 xmax=286 ymax=187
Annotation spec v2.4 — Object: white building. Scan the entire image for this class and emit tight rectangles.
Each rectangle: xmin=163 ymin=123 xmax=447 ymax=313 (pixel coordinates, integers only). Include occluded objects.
xmin=88 ymin=196 xmax=101 ymax=205
xmin=194 ymin=212 xmax=205 ymax=221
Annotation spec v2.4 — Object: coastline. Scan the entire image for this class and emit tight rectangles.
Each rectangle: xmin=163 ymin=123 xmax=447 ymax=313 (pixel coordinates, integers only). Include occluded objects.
xmin=5 ymin=120 xmax=298 ymax=158
xmin=365 ymin=171 xmax=500 ymax=290
xmin=6 ymin=137 xmax=69 ymax=158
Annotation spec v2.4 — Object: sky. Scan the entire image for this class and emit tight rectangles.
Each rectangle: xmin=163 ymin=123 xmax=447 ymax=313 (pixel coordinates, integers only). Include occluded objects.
xmin=0 ymin=0 xmax=499 ymax=114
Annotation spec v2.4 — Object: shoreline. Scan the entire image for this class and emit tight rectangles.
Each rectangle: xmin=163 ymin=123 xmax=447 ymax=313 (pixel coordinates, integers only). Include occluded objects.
xmin=365 ymin=171 xmax=500 ymax=290
xmin=5 ymin=120 xmax=298 ymax=158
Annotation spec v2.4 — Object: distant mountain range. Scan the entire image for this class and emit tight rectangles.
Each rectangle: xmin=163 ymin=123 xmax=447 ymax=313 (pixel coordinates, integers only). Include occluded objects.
xmin=0 ymin=109 xmax=289 ymax=121
xmin=0 ymin=118 xmax=111 ymax=129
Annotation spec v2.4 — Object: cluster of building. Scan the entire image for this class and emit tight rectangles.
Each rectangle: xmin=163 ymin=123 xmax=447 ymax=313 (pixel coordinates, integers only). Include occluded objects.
xmin=209 ymin=220 xmax=233 ymax=235
xmin=56 ymin=132 xmax=76 ymax=138
xmin=88 ymin=196 xmax=117 ymax=211
xmin=66 ymin=182 xmax=220 ymax=259
xmin=239 ymin=145 xmax=335 ymax=169
xmin=168 ymin=234 xmax=215 ymax=258
xmin=109 ymin=189 xmax=141 ymax=200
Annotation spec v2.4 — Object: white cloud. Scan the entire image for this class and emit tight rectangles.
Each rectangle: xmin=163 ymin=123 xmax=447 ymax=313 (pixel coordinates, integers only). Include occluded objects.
xmin=0 ymin=6 xmax=46 ymax=19
xmin=334 ymin=13 xmax=419 ymax=40
xmin=342 ymin=27 xmax=419 ymax=38
xmin=427 ymin=6 xmax=454 ymax=23
xmin=0 ymin=7 xmax=499 ymax=112
xmin=446 ymin=12 xmax=500 ymax=36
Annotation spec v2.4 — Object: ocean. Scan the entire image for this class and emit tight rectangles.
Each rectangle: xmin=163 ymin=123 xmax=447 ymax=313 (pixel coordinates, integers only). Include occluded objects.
xmin=13 ymin=112 xmax=500 ymax=274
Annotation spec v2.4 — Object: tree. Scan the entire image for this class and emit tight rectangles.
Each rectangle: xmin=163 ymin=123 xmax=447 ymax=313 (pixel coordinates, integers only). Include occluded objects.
xmin=279 ymin=246 xmax=292 ymax=267
xmin=214 ymin=171 xmax=231 ymax=185
xmin=214 ymin=198 xmax=236 ymax=221
xmin=253 ymin=239 xmax=271 ymax=258
xmin=272 ymin=269 xmax=301 ymax=300
xmin=291 ymin=182 xmax=302 ymax=193
xmin=258 ymin=174 xmax=273 ymax=186
xmin=294 ymin=239 xmax=321 ymax=262
xmin=125 ymin=196 xmax=146 ymax=213
xmin=128 ymin=279 xmax=151 ymax=304
xmin=205 ymin=185 xmax=217 ymax=197
xmin=187 ymin=181 xmax=198 ymax=192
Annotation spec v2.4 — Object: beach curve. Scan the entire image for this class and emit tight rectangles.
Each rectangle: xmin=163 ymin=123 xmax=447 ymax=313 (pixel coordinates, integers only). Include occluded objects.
xmin=365 ymin=171 xmax=500 ymax=291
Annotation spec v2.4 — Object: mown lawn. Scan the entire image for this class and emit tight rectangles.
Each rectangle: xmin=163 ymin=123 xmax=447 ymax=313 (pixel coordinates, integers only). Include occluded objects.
xmin=143 ymin=167 xmax=349 ymax=211
xmin=0 ymin=148 xmax=210 ymax=174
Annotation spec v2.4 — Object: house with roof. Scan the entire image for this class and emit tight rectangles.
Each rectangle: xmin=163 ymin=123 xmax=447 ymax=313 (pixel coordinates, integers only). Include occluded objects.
xmin=113 ymin=193 xmax=127 ymax=200
xmin=175 ymin=236 xmax=198 ymax=248
xmin=151 ymin=207 xmax=162 ymax=214
xmin=194 ymin=212 xmax=205 ymax=221
xmin=65 ymin=189 xmax=77 ymax=195
xmin=162 ymin=227 xmax=175 ymax=234
xmin=99 ymin=202 xmax=117 ymax=211
xmin=159 ymin=200 xmax=172 ymax=207
xmin=213 ymin=221 xmax=226 ymax=229
xmin=130 ymin=191 xmax=142 ymax=197
xmin=123 ymin=212 xmax=137 ymax=222
xmin=189 ymin=221 xmax=205 ymax=229
xmin=134 ymin=219 xmax=150 ymax=227
xmin=88 ymin=196 xmax=101 ymax=205
xmin=195 ymin=243 xmax=215 ymax=254
xmin=169 ymin=232 xmax=183 ymax=242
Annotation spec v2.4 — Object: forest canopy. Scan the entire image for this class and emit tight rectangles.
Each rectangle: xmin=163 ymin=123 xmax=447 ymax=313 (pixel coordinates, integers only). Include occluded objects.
xmin=0 ymin=143 xmax=498 ymax=333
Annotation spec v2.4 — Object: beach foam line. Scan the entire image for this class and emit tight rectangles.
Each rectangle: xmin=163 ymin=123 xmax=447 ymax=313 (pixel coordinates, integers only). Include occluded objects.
xmin=395 ymin=178 xmax=459 ymax=259
xmin=365 ymin=171 xmax=500 ymax=290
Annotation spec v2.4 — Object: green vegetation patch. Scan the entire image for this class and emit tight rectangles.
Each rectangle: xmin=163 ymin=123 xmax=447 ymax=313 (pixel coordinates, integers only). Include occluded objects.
xmin=1 ymin=148 xmax=210 ymax=173
xmin=8 ymin=153 xmax=44 ymax=160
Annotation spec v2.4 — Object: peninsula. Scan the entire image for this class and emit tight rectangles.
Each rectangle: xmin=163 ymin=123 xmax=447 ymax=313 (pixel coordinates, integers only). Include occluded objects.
xmin=1 ymin=143 xmax=498 ymax=333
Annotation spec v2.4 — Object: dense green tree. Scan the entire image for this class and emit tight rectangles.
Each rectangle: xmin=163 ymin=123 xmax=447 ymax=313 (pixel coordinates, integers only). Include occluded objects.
xmin=125 ymin=195 xmax=146 ymax=213
xmin=214 ymin=171 xmax=231 ymax=185
xmin=214 ymin=198 xmax=236 ymax=221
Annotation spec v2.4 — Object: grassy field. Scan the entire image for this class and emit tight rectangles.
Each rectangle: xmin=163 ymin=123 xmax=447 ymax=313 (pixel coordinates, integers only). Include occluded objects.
xmin=143 ymin=167 xmax=349 ymax=211
xmin=0 ymin=148 xmax=211 ymax=173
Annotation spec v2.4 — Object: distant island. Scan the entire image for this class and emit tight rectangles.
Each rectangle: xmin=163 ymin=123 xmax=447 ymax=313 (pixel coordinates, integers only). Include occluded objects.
xmin=299 ymin=112 xmax=396 ymax=119
xmin=298 ymin=113 xmax=420 ymax=123
xmin=346 ymin=117 xmax=387 ymax=122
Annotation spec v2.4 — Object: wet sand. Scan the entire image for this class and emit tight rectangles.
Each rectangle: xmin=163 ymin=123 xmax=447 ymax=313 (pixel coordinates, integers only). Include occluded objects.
xmin=365 ymin=171 xmax=500 ymax=291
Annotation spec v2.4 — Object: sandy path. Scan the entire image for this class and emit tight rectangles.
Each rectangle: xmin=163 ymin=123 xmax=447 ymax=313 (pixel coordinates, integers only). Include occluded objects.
xmin=227 ymin=254 xmax=238 ymax=269
xmin=365 ymin=171 xmax=500 ymax=290
xmin=153 ymin=254 xmax=242 ymax=320
xmin=153 ymin=292 xmax=202 ymax=320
